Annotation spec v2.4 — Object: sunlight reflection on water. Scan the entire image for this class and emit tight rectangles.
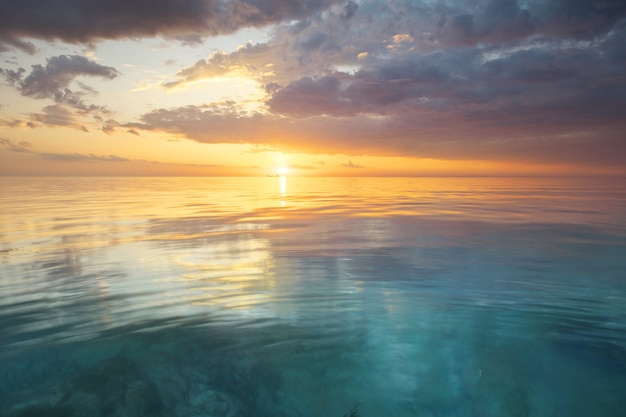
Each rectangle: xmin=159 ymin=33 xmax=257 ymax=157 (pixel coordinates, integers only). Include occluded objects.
xmin=1 ymin=176 xmax=626 ymax=416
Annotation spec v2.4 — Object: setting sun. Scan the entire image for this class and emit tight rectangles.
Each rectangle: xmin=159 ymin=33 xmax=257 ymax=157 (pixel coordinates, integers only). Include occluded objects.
xmin=1 ymin=1 xmax=626 ymax=415
xmin=1 ymin=0 xmax=624 ymax=177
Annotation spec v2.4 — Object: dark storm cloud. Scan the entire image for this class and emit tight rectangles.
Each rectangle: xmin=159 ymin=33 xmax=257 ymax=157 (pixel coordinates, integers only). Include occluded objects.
xmin=530 ymin=0 xmax=626 ymax=39
xmin=0 ymin=0 xmax=342 ymax=49
xmin=481 ymin=50 xmax=578 ymax=84
xmin=604 ymin=21 xmax=626 ymax=67
xmin=175 ymin=0 xmax=626 ymax=116
xmin=437 ymin=0 xmax=534 ymax=46
xmin=424 ymin=0 xmax=626 ymax=46
xmin=266 ymin=51 xmax=465 ymax=117
xmin=267 ymin=25 xmax=626 ymax=123
xmin=267 ymin=74 xmax=360 ymax=117
xmin=341 ymin=1 xmax=358 ymax=20
xmin=298 ymin=32 xmax=332 ymax=52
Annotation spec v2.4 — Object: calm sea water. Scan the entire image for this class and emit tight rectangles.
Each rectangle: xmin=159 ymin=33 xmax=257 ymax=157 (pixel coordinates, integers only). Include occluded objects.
xmin=1 ymin=176 xmax=625 ymax=417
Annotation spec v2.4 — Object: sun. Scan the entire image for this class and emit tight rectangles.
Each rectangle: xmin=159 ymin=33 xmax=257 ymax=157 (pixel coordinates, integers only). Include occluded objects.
xmin=277 ymin=166 xmax=288 ymax=175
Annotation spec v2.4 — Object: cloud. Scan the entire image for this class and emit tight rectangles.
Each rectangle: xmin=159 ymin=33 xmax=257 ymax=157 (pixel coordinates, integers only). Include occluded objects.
xmin=267 ymin=74 xmax=359 ymax=117
xmin=1 ymin=55 xmax=119 ymax=112
xmin=0 ymin=36 xmax=36 ymax=54
xmin=1 ymin=55 xmax=120 ymax=132
xmin=0 ymin=138 xmax=223 ymax=170
xmin=132 ymin=0 xmax=626 ymax=168
xmin=132 ymin=81 xmax=626 ymax=168
xmin=291 ymin=164 xmax=317 ymax=170
xmin=387 ymin=33 xmax=415 ymax=52
xmin=40 ymin=153 xmax=130 ymax=162
xmin=4 ymin=0 xmax=625 ymax=172
xmin=166 ymin=0 xmax=625 ymax=121
xmin=341 ymin=160 xmax=364 ymax=168
xmin=28 ymin=104 xmax=89 ymax=131
xmin=0 ymin=116 xmax=32 ymax=129
xmin=531 ymin=0 xmax=626 ymax=39
xmin=2 ymin=137 xmax=127 ymax=161
xmin=129 ymin=102 xmax=273 ymax=143
xmin=2 ymin=106 xmax=97 ymax=131
xmin=0 ymin=67 xmax=25 ymax=85
xmin=341 ymin=1 xmax=358 ymax=20
xmin=0 ymin=138 xmax=33 ymax=153
xmin=370 ymin=0 xmax=626 ymax=48
xmin=163 ymin=43 xmax=275 ymax=88
xmin=0 ymin=0 xmax=343 ymax=49
xmin=161 ymin=2 xmax=366 ymax=89
xmin=101 ymin=119 xmax=120 ymax=135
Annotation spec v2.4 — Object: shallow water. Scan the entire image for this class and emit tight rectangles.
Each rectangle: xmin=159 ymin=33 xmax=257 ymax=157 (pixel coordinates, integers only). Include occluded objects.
xmin=1 ymin=176 xmax=625 ymax=417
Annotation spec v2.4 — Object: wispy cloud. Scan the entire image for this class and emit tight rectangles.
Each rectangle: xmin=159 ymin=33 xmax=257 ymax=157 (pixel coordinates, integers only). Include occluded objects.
xmin=0 ymin=138 xmax=32 ymax=153
xmin=0 ymin=138 xmax=222 ymax=168
xmin=28 ymin=104 xmax=89 ymax=131
xmin=291 ymin=164 xmax=317 ymax=170
xmin=40 ymin=152 xmax=130 ymax=162
xmin=341 ymin=160 xmax=364 ymax=168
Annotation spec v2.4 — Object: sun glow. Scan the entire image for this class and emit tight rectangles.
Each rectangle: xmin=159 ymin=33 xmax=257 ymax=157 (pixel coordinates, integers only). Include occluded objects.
xmin=277 ymin=166 xmax=288 ymax=175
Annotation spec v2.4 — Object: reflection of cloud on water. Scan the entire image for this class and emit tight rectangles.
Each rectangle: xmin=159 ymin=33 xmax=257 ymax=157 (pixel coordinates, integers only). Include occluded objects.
xmin=0 ymin=234 xmax=129 ymax=351
xmin=139 ymin=214 xmax=408 ymax=321
xmin=165 ymin=235 xmax=276 ymax=317
xmin=5 ymin=184 xmax=626 ymax=368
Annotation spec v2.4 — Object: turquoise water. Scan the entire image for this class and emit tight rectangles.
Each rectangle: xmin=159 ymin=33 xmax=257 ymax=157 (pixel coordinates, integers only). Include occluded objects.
xmin=1 ymin=177 xmax=625 ymax=417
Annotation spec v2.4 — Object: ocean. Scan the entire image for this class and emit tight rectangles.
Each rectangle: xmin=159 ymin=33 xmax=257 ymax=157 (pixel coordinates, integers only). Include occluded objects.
xmin=1 ymin=176 xmax=625 ymax=417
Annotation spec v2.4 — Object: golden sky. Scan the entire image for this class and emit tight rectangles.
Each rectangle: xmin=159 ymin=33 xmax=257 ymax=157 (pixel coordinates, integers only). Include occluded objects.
xmin=1 ymin=0 xmax=625 ymax=176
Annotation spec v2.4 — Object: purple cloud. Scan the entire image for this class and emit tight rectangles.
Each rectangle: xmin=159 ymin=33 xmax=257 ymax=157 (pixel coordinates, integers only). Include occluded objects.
xmin=3 ymin=0 xmax=625 ymax=171
xmin=0 ymin=0 xmax=343 ymax=50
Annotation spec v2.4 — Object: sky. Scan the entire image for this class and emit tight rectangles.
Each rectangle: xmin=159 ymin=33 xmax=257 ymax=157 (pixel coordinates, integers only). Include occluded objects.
xmin=1 ymin=0 xmax=625 ymax=176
